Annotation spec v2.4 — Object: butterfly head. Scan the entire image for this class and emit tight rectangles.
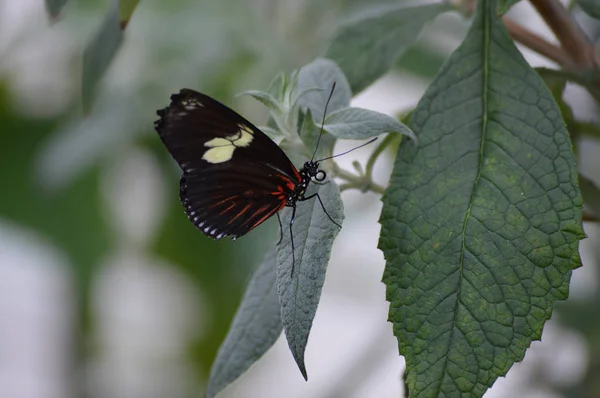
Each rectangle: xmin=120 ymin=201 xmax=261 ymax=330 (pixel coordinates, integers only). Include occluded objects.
xmin=302 ymin=161 xmax=326 ymax=182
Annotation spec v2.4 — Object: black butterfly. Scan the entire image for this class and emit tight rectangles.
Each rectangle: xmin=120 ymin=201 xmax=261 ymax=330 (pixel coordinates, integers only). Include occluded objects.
xmin=154 ymin=88 xmax=342 ymax=269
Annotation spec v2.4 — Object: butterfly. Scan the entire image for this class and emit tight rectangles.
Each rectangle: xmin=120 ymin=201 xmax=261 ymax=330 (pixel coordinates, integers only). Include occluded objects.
xmin=154 ymin=87 xmax=344 ymax=271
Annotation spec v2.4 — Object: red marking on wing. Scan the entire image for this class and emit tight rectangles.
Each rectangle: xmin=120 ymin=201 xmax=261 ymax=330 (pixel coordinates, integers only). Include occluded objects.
xmin=227 ymin=203 xmax=252 ymax=225
xmin=273 ymin=174 xmax=297 ymax=192
xmin=291 ymin=164 xmax=302 ymax=182
xmin=219 ymin=202 xmax=236 ymax=215
xmin=210 ymin=196 xmax=237 ymax=208
xmin=250 ymin=201 xmax=286 ymax=229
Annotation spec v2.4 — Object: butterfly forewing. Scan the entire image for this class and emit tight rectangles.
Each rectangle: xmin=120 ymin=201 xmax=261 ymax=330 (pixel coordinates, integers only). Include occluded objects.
xmin=155 ymin=89 xmax=301 ymax=240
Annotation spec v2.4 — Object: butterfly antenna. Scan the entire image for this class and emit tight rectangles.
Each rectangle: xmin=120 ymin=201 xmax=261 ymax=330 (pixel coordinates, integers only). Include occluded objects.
xmin=310 ymin=82 xmax=337 ymax=162
xmin=316 ymin=137 xmax=378 ymax=162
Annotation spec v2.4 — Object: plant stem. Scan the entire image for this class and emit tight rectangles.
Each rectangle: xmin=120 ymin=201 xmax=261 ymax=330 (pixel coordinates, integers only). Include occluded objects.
xmin=333 ymin=163 xmax=386 ymax=194
xmin=529 ymin=0 xmax=598 ymax=69
xmin=365 ymin=133 xmax=400 ymax=182
xmin=503 ymin=18 xmax=576 ymax=69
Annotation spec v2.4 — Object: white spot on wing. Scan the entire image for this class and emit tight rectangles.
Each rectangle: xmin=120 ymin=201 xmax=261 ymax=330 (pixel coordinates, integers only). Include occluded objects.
xmin=201 ymin=125 xmax=255 ymax=164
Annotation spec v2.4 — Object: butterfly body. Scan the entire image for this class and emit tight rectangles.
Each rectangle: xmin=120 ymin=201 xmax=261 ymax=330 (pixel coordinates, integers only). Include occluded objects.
xmin=154 ymin=89 xmax=327 ymax=242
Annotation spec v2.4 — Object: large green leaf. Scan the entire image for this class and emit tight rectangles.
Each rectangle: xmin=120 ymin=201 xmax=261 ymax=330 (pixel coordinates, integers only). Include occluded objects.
xmin=276 ymin=181 xmax=344 ymax=380
xmin=206 ymin=248 xmax=282 ymax=398
xmin=82 ymin=1 xmax=124 ymax=111
xmin=325 ymin=3 xmax=451 ymax=94
xmin=378 ymin=0 xmax=584 ymax=396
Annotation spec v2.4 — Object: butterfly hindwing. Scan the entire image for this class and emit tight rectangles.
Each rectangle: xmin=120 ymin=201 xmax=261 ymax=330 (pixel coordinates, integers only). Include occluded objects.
xmin=155 ymin=89 xmax=301 ymax=240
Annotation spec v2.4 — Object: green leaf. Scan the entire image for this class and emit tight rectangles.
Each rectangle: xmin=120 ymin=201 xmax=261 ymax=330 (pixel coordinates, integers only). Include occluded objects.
xmin=290 ymin=87 xmax=325 ymax=113
xmin=267 ymin=72 xmax=287 ymax=102
xmin=497 ymin=0 xmax=522 ymax=14
xmin=276 ymin=181 xmax=344 ymax=380
xmin=324 ymin=107 xmax=416 ymax=141
xmin=236 ymin=90 xmax=281 ymax=115
xmin=535 ymin=67 xmax=600 ymax=103
xmin=299 ymin=108 xmax=335 ymax=161
xmin=535 ymin=67 xmax=600 ymax=141
xmin=296 ymin=58 xmax=352 ymax=120
xmin=577 ymin=0 xmax=600 ymax=19
xmin=378 ymin=0 xmax=584 ymax=396
xmin=82 ymin=1 xmax=124 ymax=111
xmin=258 ymin=126 xmax=284 ymax=143
xmin=45 ymin=0 xmax=69 ymax=19
xmin=396 ymin=45 xmax=449 ymax=80
xmin=535 ymin=67 xmax=568 ymax=97
xmin=206 ymin=248 xmax=282 ymax=398
xmin=119 ymin=0 xmax=140 ymax=28
xmin=325 ymin=3 xmax=451 ymax=94
xmin=579 ymin=174 xmax=600 ymax=218
xmin=573 ymin=121 xmax=600 ymax=139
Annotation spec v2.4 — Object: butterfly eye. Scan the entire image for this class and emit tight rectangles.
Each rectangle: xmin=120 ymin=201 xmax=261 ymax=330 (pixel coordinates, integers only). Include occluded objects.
xmin=315 ymin=170 xmax=326 ymax=181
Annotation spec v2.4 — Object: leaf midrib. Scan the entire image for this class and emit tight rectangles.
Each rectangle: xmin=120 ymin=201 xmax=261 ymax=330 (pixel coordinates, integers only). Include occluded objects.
xmin=435 ymin=1 xmax=491 ymax=394
xmin=288 ymin=190 xmax=327 ymax=358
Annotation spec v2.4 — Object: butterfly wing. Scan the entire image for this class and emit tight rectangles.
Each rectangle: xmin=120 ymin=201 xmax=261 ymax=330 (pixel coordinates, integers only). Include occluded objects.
xmin=154 ymin=89 xmax=301 ymax=240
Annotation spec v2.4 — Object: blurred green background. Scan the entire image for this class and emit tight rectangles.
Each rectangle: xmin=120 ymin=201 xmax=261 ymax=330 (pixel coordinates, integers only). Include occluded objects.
xmin=1 ymin=1 xmax=599 ymax=397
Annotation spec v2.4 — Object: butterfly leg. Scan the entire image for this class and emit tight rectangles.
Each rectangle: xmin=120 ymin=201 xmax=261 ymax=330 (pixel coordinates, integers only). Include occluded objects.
xmin=289 ymin=205 xmax=297 ymax=276
xmin=276 ymin=212 xmax=284 ymax=245
xmin=301 ymin=193 xmax=341 ymax=228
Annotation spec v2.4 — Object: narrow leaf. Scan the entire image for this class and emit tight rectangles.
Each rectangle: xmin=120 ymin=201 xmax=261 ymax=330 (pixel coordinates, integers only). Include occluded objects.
xmin=236 ymin=90 xmax=281 ymax=115
xmin=276 ymin=182 xmax=344 ymax=380
xmin=379 ymin=1 xmax=584 ymax=397
xmin=82 ymin=1 xmax=124 ymax=111
xmin=296 ymin=58 xmax=352 ymax=119
xmin=45 ymin=0 xmax=69 ymax=19
xmin=325 ymin=3 xmax=451 ymax=94
xmin=206 ymin=248 xmax=282 ymax=398
xmin=324 ymin=107 xmax=416 ymax=141
xmin=258 ymin=126 xmax=284 ymax=143
xmin=577 ymin=0 xmax=600 ymax=19
xmin=268 ymin=72 xmax=288 ymax=102
xmin=299 ymin=108 xmax=335 ymax=161
xmin=119 ymin=0 xmax=140 ymax=29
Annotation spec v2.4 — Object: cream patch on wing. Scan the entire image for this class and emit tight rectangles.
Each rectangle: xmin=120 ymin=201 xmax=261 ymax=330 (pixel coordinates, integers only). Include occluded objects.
xmin=202 ymin=124 xmax=255 ymax=164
